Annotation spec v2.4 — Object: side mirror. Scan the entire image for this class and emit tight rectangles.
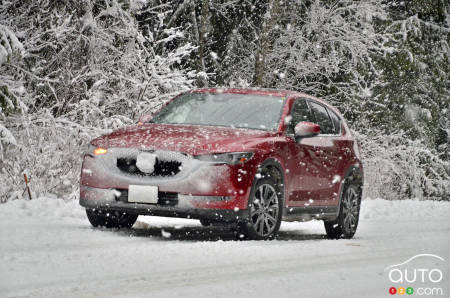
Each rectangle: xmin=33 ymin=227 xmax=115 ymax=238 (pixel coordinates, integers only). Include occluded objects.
xmin=137 ymin=114 xmax=153 ymax=125
xmin=294 ymin=121 xmax=320 ymax=139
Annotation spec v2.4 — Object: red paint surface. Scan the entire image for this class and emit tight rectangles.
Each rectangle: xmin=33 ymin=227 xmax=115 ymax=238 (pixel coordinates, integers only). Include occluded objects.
xmin=81 ymin=88 xmax=363 ymax=210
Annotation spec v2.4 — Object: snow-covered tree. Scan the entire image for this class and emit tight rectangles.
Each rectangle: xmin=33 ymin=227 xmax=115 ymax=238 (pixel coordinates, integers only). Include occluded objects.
xmin=0 ymin=24 xmax=26 ymax=152
xmin=0 ymin=0 xmax=448 ymax=201
xmin=0 ymin=0 xmax=195 ymax=200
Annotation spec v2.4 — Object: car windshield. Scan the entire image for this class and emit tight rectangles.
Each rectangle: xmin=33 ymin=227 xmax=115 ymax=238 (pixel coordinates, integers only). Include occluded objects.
xmin=149 ymin=93 xmax=285 ymax=131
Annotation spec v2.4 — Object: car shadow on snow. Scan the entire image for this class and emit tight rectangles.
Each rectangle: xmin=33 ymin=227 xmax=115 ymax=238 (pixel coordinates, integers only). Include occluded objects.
xmin=104 ymin=220 xmax=327 ymax=242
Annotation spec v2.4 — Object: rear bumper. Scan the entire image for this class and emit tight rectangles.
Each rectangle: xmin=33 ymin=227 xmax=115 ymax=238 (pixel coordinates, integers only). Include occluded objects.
xmin=79 ymin=186 xmax=249 ymax=222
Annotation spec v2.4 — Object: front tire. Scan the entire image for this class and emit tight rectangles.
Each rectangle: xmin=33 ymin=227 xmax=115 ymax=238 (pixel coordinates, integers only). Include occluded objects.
xmin=239 ymin=178 xmax=283 ymax=240
xmin=86 ymin=209 xmax=138 ymax=228
xmin=324 ymin=184 xmax=361 ymax=239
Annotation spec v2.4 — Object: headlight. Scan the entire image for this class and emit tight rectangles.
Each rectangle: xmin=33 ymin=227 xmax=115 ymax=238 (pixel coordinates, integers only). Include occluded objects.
xmin=194 ymin=152 xmax=254 ymax=165
xmin=86 ymin=144 xmax=108 ymax=156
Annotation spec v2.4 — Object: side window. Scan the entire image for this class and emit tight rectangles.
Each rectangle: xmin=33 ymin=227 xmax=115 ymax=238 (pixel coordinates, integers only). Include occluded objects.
xmin=309 ymin=102 xmax=334 ymax=134
xmin=287 ymin=99 xmax=314 ymax=134
xmin=328 ymin=109 xmax=341 ymax=135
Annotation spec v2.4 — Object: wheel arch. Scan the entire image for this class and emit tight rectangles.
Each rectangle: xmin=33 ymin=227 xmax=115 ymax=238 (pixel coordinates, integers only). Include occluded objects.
xmin=337 ymin=165 xmax=364 ymax=213
xmin=253 ymin=158 xmax=286 ymax=205
xmin=342 ymin=165 xmax=364 ymax=195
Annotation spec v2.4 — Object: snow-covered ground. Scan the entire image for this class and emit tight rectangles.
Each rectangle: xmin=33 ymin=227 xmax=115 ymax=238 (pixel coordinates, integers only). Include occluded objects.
xmin=1 ymin=198 xmax=449 ymax=298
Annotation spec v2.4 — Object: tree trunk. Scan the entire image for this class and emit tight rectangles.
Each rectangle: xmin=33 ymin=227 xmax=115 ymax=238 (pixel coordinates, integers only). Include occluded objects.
xmin=190 ymin=0 xmax=208 ymax=86
xmin=253 ymin=0 xmax=279 ymax=87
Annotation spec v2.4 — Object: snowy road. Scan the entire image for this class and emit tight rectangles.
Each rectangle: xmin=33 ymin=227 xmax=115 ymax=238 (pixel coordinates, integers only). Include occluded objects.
xmin=1 ymin=198 xmax=449 ymax=298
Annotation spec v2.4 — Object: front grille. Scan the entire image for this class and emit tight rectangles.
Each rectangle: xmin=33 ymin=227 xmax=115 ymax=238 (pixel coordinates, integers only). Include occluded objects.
xmin=115 ymin=189 xmax=178 ymax=206
xmin=117 ymin=157 xmax=181 ymax=177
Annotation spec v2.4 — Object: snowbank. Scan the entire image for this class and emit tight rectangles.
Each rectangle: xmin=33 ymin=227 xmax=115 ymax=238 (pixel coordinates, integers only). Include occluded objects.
xmin=1 ymin=197 xmax=449 ymax=298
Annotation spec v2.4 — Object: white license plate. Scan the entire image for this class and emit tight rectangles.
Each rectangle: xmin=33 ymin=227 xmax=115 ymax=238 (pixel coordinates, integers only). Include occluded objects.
xmin=128 ymin=185 xmax=158 ymax=204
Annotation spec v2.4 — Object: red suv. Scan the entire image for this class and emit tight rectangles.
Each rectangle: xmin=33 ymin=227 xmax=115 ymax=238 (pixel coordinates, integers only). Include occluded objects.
xmin=80 ymin=88 xmax=363 ymax=240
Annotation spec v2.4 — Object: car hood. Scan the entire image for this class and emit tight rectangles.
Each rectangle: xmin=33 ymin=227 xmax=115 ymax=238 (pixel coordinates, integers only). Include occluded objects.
xmin=92 ymin=123 xmax=274 ymax=155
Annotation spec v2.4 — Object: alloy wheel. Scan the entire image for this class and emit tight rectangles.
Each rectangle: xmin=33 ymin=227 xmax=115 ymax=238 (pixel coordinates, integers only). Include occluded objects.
xmin=341 ymin=187 xmax=359 ymax=234
xmin=250 ymin=184 xmax=280 ymax=237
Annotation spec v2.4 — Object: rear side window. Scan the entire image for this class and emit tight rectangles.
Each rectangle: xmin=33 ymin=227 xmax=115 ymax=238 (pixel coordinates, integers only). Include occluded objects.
xmin=309 ymin=102 xmax=334 ymax=134
xmin=288 ymin=99 xmax=314 ymax=134
xmin=328 ymin=109 xmax=341 ymax=135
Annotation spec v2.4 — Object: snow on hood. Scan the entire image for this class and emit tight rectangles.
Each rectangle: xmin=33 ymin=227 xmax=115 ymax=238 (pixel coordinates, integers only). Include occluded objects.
xmin=91 ymin=123 xmax=274 ymax=155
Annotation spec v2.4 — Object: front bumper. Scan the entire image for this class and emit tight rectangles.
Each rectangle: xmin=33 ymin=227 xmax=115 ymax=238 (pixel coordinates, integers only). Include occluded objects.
xmin=79 ymin=148 xmax=259 ymax=221
xmin=79 ymin=186 xmax=249 ymax=222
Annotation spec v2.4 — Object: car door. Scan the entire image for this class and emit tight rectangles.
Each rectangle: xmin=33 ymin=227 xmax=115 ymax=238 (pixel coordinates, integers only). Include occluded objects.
xmin=307 ymin=101 xmax=342 ymax=205
xmin=322 ymin=106 xmax=352 ymax=206
xmin=285 ymin=98 xmax=325 ymax=207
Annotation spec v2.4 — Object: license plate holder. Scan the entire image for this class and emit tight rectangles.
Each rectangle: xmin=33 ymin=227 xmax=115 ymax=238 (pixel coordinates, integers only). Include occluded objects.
xmin=128 ymin=185 xmax=158 ymax=204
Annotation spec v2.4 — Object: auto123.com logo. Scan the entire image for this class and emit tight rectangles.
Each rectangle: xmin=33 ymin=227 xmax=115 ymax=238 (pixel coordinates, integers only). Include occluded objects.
xmin=385 ymin=254 xmax=445 ymax=296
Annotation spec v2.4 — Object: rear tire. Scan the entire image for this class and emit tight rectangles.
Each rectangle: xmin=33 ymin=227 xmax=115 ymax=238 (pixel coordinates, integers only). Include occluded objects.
xmin=86 ymin=209 xmax=138 ymax=228
xmin=324 ymin=184 xmax=361 ymax=239
xmin=238 ymin=177 xmax=283 ymax=240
